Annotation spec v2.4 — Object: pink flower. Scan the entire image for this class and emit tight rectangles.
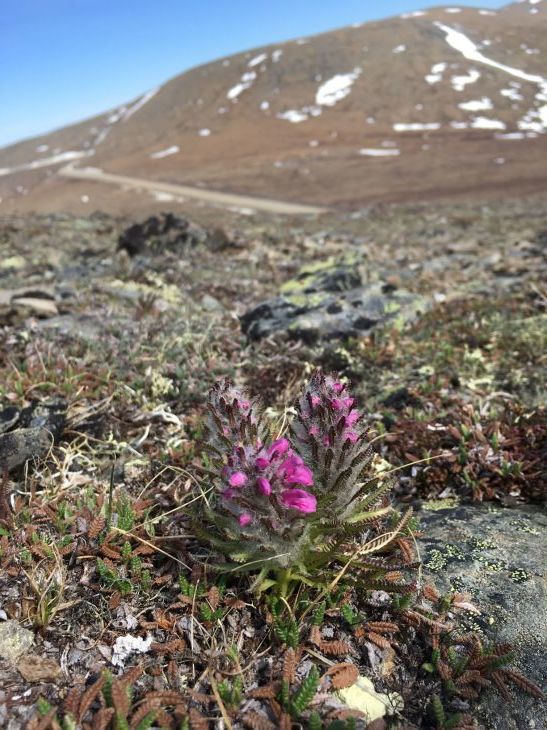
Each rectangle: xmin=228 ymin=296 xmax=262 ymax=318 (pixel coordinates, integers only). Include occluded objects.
xmin=256 ymin=477 xmax=272 ymax=495
xmin=332 ymin=382 xmax=345 ymax=394
xmin=229 ymin=471 xmax=247 ymax=487
xmin=238 ymin=399 xmax=250 ymax=410
xmin=310 ymin=395 xmax=321 ymax=408
xmin=239 ymin=513 xmax=252 ymax=526
xmin=268 ymin=438 xmax=290 ymax=459
xmin=255 ymin=456 xmax=269 ymax=469
xmin=223 ymin=487 xmax=236 ymax=499
xmin=345 ymin=431 xmax=359 ymax=443
xmin=309 ymin=425 xmax=320 ymax=436
xmin=280 ymin=489 xmax=317 ymax=513
xmin=332 ymin=397 xmax=354 ymax=410
xmin=280 ymin=455 xmax=314 ymax=486
xmin=345 ymin=410 xmax=360 ymax=427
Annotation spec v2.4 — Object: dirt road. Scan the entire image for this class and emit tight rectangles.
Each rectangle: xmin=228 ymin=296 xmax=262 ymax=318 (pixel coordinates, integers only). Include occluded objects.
xmin=59 ymin=163 xmax=326 ymax=215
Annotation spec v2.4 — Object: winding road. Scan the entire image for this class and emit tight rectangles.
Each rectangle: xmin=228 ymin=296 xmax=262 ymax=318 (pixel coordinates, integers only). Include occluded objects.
xmin=59 ymin=163 xmax=326 ymax=215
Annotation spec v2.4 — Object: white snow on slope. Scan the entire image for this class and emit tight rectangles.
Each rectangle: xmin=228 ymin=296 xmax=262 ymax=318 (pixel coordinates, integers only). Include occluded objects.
xmin=277 ymin=106 xmax=323 ymax=122
xmin=150 ymin=145 xmax=179 ymax=159
xmin=426 ymin=62 xmax=447 ymax=84
xmin=471 ymin=117 xmax=506 ymax=130
xmin=501 ymin=85 xmax=523 ymax=102
xmin=436 ymin=22 xmax=547 ymax=132
xmin=495 ymin=132 xmax=527 ymax=140
xmin=359 ymin=148 xmax=400 ymax=156
xmin=248 ymin=53 xmax=268 ymax=67
xmin=458 ymin=97 xmax=493 ymax=111
xmin=316 ymin=70 xmax=361 ymax=107
xmin=36 ymin=144 xmax=49 ymax=153
xmin=435 ymin=23 xmax=544 ymax=85
xmin=393 ymin=45 xmax=406 ymax=53
xmin=393 ymin=122 xmax=441 ymax=132
xmin=479 ymin=9 xmax=496 ymax=14
xmin=123 ymin=88 xmax=159 ymax=121
xmin=0 ymin=150 xmax=92 ymax=177
xmin=272 ymin=49 xmax=283 ymax=62
xmin=227 ymin=71 xmax=257 ymax=100
xmin=198 ymin=128 xmax=211 ymax=136
xmin=401 ymin=10 xmax=426 ymax=18
xmin=445 ymin=8 xmax=461 ymax=12
xmin=451 ymin=70 xmax=481 ymax=92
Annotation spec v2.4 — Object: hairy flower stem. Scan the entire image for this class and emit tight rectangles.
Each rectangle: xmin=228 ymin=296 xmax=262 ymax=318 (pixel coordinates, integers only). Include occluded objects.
xmin=277 ymin=568 xmax=293 ymax=598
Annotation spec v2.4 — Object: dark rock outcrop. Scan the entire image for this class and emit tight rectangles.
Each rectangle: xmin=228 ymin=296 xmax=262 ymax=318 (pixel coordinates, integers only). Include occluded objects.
xmin=241 ymin=256 xmax=429 ymax=343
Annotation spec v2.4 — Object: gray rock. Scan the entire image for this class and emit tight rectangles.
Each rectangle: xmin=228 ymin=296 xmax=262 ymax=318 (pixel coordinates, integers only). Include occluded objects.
xmin=419 ymin=504 xmax=547 ymax=730
xmin=0 ymin=427 xmax=53 ymax=472
xmin=0 ymin=621 xmax=34 ymax=663
xmin=241 ymin=256 xmax=428 ymax=342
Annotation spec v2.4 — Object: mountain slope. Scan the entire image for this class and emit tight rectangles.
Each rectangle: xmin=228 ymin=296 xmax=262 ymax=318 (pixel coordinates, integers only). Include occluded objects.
xmin=1 ymin=1 xmax=547 ymax=212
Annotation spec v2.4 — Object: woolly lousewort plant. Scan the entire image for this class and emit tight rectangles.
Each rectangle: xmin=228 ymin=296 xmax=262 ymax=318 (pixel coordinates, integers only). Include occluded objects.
xmin=193 ymin=372 xmax=414 ymax=595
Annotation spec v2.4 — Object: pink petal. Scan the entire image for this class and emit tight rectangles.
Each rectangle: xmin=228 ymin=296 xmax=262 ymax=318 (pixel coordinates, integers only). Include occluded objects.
xmin=332 ymin=382 xmax=345 ymax=394
xmin=280 ymin=489 xmax=317 ymax=514
xmin=255 ymin=456 xmax=269 ymax=469
xmin=345 ymin=431 xmax=359 ymax=443
xmin=238 ymin=513 xmax=252 ymax=526
xmin=268 ymin=438 xmax=290 ymax=459
xmin=257 ymin=477 xmax=272 ymax=495
xmin=345 ymin=410 xmax=360 ymax=427
xmin=309 ymin=425 xmax=320 ymax=437
xmin=229 ymin=471 xmax=247 ymax=487
xmin=310 ymin=395 xmax=321 ymax=408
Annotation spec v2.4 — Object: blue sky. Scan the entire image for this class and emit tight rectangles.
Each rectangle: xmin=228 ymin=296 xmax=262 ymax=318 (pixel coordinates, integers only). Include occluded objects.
xmin=2 ymin=0 xmax=504 ymax=148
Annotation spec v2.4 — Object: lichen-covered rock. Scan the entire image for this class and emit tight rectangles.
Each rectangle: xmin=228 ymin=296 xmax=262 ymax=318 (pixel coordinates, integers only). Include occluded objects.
xmin=241 ymin=257 xmax=429 ymax=342
xmin=419 ymin=504 xmax=547 ymax=730
xmin=0 ymin=621 xmax=34 ymax=663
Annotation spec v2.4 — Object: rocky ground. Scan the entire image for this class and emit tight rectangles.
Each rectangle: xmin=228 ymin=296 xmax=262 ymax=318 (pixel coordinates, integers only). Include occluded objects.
xmin=0 ymin=199 xmax=545 ymax=729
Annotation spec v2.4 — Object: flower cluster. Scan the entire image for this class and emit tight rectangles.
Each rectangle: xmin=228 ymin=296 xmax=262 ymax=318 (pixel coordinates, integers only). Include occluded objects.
xmin=223 ymin=436 xmax=317 ymax=527
xmin=197 ymin=372 xmax=401 ymax=588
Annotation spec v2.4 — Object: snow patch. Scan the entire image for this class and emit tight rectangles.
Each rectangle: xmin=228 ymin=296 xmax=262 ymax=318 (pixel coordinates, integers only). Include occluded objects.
xmin=426 ymin=62 xmax=446 ymax=84
xmin=198 ymin=128 xmax=211 ymax=136
xmin=123 ymin=88 xmax=159 ymax=122
xmin=248 ymin=53 xmax=268 ymax=67
xmin=451 ymin=70 xmax=481 ymax=92
xmin=479 ymin=9 xmax=496 ymax=14
xmin=36 ymin=144 xmax=49 ymax=153
xmin=316 ymin=69 xmax=361 ymax=107
xmin=150 ymin=145 xmax=179 ymax=159
xmin=495 ymin=132 xmax=526 ymax=139
xmin=435 ymin=22 xmax=544 ymax=84
xmin=450 ymin=121 xmax=469 ymax=129
xmin=401 ymin=10 xmax=426 ymax=18
xmin=393 ymin=122 xmax=440 ymax=132
xmin=260 ymin=101 xmax=270 ymax=111
xmin=500 ymin=86 xmax=523 ymax=102
xmin=471 ymin=117 xmax=506 ymax=130
xmin=227 ymin=71 xmax=257 ymax=100
xmin=0 ymin=150 xmax=92 ymax=177
xmin=458 ymin=97 xmax=493 ymax=111
xmin=445 ymin=7 xmax=461 ymax=12
xmin=393 ymin=45 xmax=406 ymax=53
xmin=277 ymin=110 xmax=309 ymax=123
xmin=272 ymin=49 xmax=283 ymax=63
xmin=359 ymin=148 xmax=400 ymax=156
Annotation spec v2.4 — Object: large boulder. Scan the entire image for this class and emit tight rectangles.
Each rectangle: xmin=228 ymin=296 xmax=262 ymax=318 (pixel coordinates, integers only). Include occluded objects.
xmin=241 ymin=256 xmax=429 ymax=343
xmin=419 ymin=503 xmax=547 ymax=730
